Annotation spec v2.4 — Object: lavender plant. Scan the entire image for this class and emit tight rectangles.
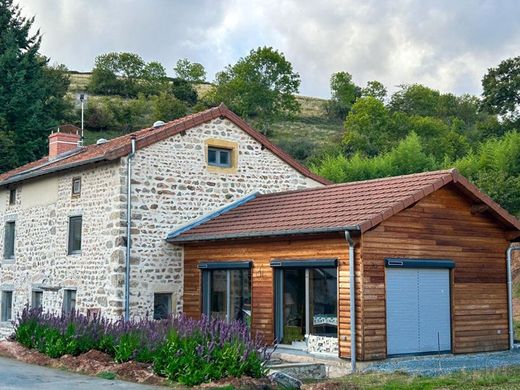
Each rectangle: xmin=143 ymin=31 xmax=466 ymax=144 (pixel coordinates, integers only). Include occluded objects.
xmin=13 ymin=307 xmax=270 ymax=385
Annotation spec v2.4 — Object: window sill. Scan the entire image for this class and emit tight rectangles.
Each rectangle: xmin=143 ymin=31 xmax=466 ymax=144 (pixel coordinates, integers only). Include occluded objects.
xmin=207 ymin=165 xmax=238 ymax=174
xmin=2 ymin=258 xmax=15 ymax=264
xmin=67 ymin=251 xmax=82 ymax=256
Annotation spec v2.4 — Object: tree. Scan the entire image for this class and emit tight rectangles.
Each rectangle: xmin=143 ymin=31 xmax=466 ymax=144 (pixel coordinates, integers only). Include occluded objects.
xmin=343 ymin=97 xmax=395 ymax=156
xmin=481 ymin=56 xmax=520 ymax=120
xmin=171 ymin=78 xmax=198 ymax=105
xmin=174 ymin=58 xmax=206 ymax=83
xmin=210 ymin=47 xmax=301 ymax=133
xmin=141 ymin=61 xmax=168 ymax=95
xmin=361 ymin=80 xmax=387 ymax=102
xmin=389 ymin=84 xmax=441 ymax=117
xmin=326 ymin=71 xmax=360 ymax=120
xmin=0 ymin=0 xmax=72 ymax=171
xmin=151 ymin=92 xmax=187 ymax=122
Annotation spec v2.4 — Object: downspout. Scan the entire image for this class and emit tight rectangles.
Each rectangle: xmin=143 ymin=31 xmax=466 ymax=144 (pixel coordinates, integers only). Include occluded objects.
xmin=124 ymin=136 xmax=136 ymax=321
xmin=344 ymin=231 xmax=356 ymax=372
xmin=507 ymin=245 xmax=520 ymax=350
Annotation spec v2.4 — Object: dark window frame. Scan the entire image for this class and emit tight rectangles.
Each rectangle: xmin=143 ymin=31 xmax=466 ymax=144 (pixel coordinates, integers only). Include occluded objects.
xmin=72 ymin=177 xmax=81 ymax=197
xmin=4 ymin=221 xmax=15 ymax=259
xmin=63 ymin=289 xmax=76 ymax=314
xmin=68 ymin=216 xmax=82 ymax=255
xmin=207 ymin=147 xmax=232 ymax=168
xmin=8 ymin=188 xmax=16 ymax=205
xmin=31 ymin=290 xmax=43 ymax=309
xmin=1 ymin=290 xmax=13 ymax=322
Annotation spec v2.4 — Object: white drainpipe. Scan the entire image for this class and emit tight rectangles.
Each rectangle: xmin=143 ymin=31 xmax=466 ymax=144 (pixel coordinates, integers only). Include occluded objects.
xmin=507 ymin=245 xmax=520 ymax=350
xmin=344 ymin=231 xmax=356 ymax=371
xmin=124 ymin=136 xmax=136 ymax=321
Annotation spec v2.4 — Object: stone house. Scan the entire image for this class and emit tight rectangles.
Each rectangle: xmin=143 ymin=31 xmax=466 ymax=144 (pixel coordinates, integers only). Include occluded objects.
xmin=0 ymin=104 xmax=326 ymax=332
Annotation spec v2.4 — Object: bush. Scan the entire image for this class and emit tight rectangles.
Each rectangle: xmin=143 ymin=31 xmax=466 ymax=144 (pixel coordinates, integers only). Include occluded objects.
xmin=13 ymin=307 xmax=270 ymax=386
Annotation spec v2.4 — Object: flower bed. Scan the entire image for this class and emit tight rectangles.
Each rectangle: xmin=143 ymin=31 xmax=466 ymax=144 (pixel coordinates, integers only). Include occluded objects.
xmin=13 ymin=307 xmax=270 ymax=386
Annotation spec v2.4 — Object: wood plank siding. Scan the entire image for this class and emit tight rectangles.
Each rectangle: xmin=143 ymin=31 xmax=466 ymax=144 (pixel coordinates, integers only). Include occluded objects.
xmin=183 ymin=236 xmax=362 ymax=358
xmin=360 ymin=185 xmax=510 ymax=360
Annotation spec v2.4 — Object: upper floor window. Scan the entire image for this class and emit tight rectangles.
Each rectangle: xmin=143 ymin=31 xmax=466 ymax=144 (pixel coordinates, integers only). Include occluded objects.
xmin=9 ymin=188 xmax=16 ymax=205
xmin=1 ymin=291 xmax=13 ymax=322
xmin=72 ymin=177 xmax=81 ymax=196
xmin=208 ymin=147 xmax=232 ymax=168
xmin=68 ymin=216 xmax=82 ymax=254
xmin=4 ymin=221 xmax=15 ymax=259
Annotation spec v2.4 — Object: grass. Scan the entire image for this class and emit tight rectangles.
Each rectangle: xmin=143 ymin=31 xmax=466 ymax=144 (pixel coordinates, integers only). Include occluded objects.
xmin=96 ymin=371 xmax=117 ymax=380
xmin=327 ymin=366 xmax=520 ymax=389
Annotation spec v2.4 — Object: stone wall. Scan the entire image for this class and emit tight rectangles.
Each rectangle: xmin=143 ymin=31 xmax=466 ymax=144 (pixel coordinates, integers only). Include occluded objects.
xmin=126 ymin=117 xmax=322 ymax=319
xmin=0 ymin=161 xmax=124 ymax=321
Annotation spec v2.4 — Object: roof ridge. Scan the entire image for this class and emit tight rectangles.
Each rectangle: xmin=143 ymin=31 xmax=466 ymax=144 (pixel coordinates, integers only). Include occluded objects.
xmin=256 ymin=169 xmax=456 ymax=199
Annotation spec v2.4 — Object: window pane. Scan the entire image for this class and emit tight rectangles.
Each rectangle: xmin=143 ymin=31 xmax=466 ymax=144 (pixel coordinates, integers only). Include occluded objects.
xmin=282 ymin=269 xmax=306 ymax=344
xmin=9 ymin=189 xmax=16 ymax=205
xmin=219 ymin=150 xmax=230 ymax=166
xmin=154 ymin=293 xmax=172 ymax=320
xmin=64 ymin=290 xmax=76 ymax=313
xmin=210 ymin=270 xmax=227 ymax=320
xmin=32 ymin=291 xmax=43 ymax=309
xmin=68 ymin=217 xmax=82 ymax=253
xmin=72 ymin=178 xmax=81 ymax=195
xmin=2 ymin=291 xmax=12 ymax=321
xmin=208 ymin=149 xmax=217 ymax=164
xmin=229 ymin=269 xmax=251 ymax=325
xmin=4 ymin=222 xmax=15 ymax=259
xmin=309 ymin=268 xmax=337 ymax=337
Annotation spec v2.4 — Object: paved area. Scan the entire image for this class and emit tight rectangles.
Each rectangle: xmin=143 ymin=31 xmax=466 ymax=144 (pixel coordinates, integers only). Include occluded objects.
xmin=362 ymin=348 xmax=520 ymax=376
xmin=0 ymin=356 xmax=161 ymax=390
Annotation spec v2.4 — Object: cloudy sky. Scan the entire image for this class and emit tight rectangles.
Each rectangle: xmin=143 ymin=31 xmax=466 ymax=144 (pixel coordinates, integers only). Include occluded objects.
xmin=18 ymin=0 xmax=520 ymax=98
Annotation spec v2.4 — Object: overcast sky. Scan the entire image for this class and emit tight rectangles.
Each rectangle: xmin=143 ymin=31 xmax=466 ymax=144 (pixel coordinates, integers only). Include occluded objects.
xmin=18 ymin=0 xmax=520 ymax=98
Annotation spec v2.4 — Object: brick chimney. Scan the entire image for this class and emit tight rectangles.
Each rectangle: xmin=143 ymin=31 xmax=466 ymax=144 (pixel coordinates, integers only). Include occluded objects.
xmin=48 ymin=125 xmax=81 ymax=159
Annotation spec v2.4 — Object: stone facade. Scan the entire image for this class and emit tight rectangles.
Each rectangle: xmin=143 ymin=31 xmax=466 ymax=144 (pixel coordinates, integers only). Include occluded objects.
xmin=0 ymin=117 xmax=322 ymax=325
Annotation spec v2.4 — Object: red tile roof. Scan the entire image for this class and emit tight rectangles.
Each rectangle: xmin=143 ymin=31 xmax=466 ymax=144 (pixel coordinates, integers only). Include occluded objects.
xmin=0 ymin=104 xmax=329 ymax=186
xmin=167 ymin=169 xmax=520 ymax=243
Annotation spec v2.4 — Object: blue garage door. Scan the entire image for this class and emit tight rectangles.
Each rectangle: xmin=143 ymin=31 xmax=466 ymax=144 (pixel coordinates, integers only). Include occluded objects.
xmin=386 ymin=267 xmax=451 ymax=355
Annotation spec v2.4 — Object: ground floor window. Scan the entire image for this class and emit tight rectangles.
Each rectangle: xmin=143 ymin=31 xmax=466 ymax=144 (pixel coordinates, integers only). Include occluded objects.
xmin=31 ymin=290 xmax=43 ymax=309
xmin=1 ymin=291 xmax=13 ymax=321
xmin=154 ymin=293 xmax=172 ymax=320
xmin=63 ymin=289 xmax=76 ymax=314
xmin=272 ymin=259 xmax=338 ymax=346
xmin=199 ymin=261 xmax=251 ymax=325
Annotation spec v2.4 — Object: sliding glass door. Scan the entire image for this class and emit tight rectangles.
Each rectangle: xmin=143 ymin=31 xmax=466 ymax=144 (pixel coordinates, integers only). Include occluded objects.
xmin=200 ymin=262 xmax=251 ymax=325
xmin=273 ymin=260 xmax=338 ymax=349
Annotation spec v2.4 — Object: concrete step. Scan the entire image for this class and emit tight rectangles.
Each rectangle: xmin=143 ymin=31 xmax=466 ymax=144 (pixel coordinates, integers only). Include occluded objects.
xmin=268 ymin=362 xmax=327 ymax=380
xmin=270 ymin=349 xmax=351 ymax=378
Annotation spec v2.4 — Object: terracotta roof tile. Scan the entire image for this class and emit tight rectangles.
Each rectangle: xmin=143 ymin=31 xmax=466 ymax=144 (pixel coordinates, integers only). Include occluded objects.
xmin=0 ymin=104 xmax=329 ymax=186
xmin=168 ymin=169 xmax=520 ymax=242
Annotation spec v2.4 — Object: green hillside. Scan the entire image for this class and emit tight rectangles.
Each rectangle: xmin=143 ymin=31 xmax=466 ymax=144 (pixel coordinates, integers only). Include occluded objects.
xmin=67 ymin=72 xmax=343 ymax=161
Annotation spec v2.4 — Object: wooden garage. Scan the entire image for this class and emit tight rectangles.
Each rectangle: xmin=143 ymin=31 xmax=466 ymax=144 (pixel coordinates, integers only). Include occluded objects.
xmin=167 ymin=169 xmax=520 ymax=362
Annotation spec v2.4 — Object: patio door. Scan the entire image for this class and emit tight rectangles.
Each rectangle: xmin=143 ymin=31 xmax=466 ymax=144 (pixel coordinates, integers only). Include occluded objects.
xmin=272 ymin=259 xmax=338 ymax=348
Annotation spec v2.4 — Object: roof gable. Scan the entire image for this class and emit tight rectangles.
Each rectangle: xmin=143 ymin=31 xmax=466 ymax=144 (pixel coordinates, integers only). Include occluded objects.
xmin=0 ymin=104 xmax=329 ymax=186
xmin=167 ymin=169 xmax=520 ymax=243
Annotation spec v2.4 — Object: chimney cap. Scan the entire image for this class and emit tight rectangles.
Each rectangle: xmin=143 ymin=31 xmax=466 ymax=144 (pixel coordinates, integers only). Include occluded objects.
xmin=153 ymin=120 xmax=165 ymax=128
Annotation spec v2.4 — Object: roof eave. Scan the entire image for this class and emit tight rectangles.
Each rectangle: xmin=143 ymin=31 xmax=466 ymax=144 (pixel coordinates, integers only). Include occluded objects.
xmin=167 ymin=225 xmax=361 ymax=244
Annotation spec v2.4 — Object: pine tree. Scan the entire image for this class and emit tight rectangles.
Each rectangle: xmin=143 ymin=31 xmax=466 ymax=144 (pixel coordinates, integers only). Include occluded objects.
xmin=0 ymin=0 xmax=71 ymax=172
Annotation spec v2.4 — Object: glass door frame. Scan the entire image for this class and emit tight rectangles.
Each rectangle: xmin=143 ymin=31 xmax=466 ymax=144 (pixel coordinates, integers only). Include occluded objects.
xmin=199 ymin=261 xmax=252 ymax=323
xmin=271 ymin=258 xmax=338 ymax=344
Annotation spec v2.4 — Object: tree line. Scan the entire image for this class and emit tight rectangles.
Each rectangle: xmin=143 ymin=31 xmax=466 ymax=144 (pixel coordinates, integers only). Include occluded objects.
xmin=1 ymin=0 xmax=519 ymax=216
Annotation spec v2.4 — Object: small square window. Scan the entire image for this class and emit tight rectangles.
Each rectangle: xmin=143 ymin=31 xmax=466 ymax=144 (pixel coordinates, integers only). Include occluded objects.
xmin=31 ymin=291 xmax=43 ymax=309
xmin=1 ymin=291 xmax=13 ymax=321
xmin=154 ymin=293 xmax=172 ymax=320
xmin=72 ymin=177 xmax=81 ymax=196
xmin=4 ymin=221 xmax=15 ymax=259
xmin=208 ymin=147 xmax=232 ymax=168
xmin=9 ymin=189 xmax=16 ymax=205
xmin=68 ymin=216 xmax=82 ymax=254
xmin=63 ymin=289 xmax=76 ymax=314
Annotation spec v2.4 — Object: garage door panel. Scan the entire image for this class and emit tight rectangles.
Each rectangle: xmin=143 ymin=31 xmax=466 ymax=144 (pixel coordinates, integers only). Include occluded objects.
xmin=386 ymin=267 xmax=451 ymax=356
xmin=418 ymin=269 xmax=451 ymax=352
xmin=386 ymin=269 xmax=420 ymax=355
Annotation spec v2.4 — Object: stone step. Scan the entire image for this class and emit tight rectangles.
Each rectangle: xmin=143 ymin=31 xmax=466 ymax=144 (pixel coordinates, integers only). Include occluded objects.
xmin=268 ymin=362 xmax=327 ymax=380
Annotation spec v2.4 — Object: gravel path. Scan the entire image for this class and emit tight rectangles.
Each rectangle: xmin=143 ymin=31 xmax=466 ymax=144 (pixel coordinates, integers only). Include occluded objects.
xmin=0 ymin=356 xmax=161 ymax=390
xmin=362 ymin=348 xmax=520 ymax=376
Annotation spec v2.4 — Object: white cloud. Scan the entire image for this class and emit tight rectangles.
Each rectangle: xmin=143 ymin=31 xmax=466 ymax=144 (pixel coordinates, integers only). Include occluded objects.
xmin=17 ymin=0 xmax=520 ymax=98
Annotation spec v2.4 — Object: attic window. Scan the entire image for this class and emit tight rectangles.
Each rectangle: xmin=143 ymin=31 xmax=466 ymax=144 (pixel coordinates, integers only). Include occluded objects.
xmin=9 ymin=189 xmax=16 ymax=205
xmin=208 ymin=147 xmax=232 ymax=168
xmin=72 ymin=177 xmax=81 ymax=196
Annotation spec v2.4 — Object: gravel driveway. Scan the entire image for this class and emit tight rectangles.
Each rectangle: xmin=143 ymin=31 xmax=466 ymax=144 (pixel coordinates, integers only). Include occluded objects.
xmin=362 ymin=348 xmax=520 ymax=376
xmin=0 ymin=356 xmax=161 ymax=390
